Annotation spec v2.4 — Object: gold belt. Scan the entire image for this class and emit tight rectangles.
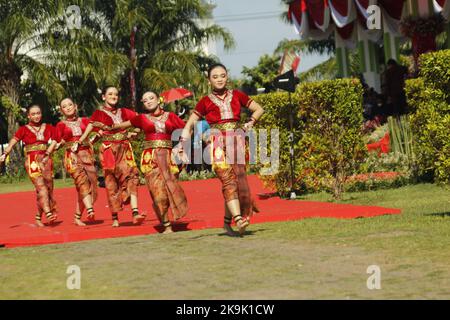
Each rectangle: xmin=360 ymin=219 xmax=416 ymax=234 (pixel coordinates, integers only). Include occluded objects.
xmin=143 ymin=140 xmax=172 ymax=149
xmin=102 ymin=132 xmax=128 ymax=142
xmin=24 ymin=144 xmax=47 ymax=155
xmin=65 ymin=140 xmax=91 ymax=150
xmin=210 ymin=122 xmax=240 ymax=131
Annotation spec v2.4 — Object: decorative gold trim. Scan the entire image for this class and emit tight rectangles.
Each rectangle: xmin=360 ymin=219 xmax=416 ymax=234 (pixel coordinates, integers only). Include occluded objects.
xmin=65 ymin=140 xmax=91 ymax=150
xmin=208 ymin=90 xmax=234 ymax=120
xmin=143 ymin=140 xmax=172 ymax=149
xmin=145 ymin=112 xmax=170 ymax=134
xmin=26 ymin=124 xmax=46 ymax=141
xmin=210 ymin=122 xmax=240 ymax=131
xmin=102 ymin=132 xmax=128 ymax=142
xmin=101 ymin=108 xmax=123 ymax=124
xmin=24 ymin=144 xmax=47 ymax=155
xmin=63 ymin=118 xmax=83 ymax=136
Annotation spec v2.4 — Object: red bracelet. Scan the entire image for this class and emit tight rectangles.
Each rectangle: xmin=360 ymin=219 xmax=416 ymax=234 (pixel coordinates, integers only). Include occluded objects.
xmin=250 ymin=116 xmax=258 ymax=123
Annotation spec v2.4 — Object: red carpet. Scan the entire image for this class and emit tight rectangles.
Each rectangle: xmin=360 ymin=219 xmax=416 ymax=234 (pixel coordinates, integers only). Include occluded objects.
xmin=0 ymin=175 xmax=401 ymax=248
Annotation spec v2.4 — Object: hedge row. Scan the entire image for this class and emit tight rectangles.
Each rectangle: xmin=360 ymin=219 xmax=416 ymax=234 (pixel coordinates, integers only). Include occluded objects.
xmin=253 ymin=78 xmax=366 ymax=199
xmin=405 ymin=49 xmax=450 ymax=185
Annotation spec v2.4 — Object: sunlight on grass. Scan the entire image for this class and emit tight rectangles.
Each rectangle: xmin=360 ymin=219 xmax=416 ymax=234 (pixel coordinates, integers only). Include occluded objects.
xmin=0 ymin=183 xmax=449 ymax=299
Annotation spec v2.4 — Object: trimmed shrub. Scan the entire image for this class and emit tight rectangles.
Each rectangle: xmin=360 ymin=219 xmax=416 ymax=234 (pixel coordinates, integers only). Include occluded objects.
xmin=253 ymin=78 xmax=366 ymax=199
xmin=406 ymin=49 xmax=450 ymax=185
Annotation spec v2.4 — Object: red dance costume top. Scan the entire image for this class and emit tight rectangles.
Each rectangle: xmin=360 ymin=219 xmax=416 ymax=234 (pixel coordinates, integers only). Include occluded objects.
xmin=194 ymin=89 xmax=253 ymax=125
xmin=14 ymin=123 xmax=56 ymax=146
xmin=129 ymin=112 xmax=185 ymax=141
xmin=54 ymin=118 xmax=90 ymax=143
xmin=90 ymin=107 xmax=137 ymax=136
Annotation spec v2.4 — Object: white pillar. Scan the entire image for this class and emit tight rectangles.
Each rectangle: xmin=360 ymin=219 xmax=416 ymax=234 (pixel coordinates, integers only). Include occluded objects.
xmin=335 ymin=30 xmax=351 ymax=78
xmin=357 ymin=24 xmax=381 ymax=92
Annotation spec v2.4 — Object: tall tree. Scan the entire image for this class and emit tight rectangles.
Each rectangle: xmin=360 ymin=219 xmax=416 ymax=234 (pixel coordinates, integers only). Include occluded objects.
xmin=0 ymin=0 xmax=67 ymax=169
xmin=93 ymin=0 xmax=235 ymax=109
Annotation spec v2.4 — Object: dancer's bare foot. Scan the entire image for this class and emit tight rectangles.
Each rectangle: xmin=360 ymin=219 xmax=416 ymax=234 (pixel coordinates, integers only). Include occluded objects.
xmin=74 ymin=218 xmax=86 ymax=226
xmin=223 ymin=223 xmax=239 ymax=237
xmin=36 ymin=220 xmax=45 ymax=227
xmin=162 ymin=225 xmax=174 ymax=234
xmin=133 ymin=214 xmax=145 ymax=225
xmin=46 ymin=212 xmax=57 ymax=225
xmin=236 ymin=218 xmax=249 ymax=236
xmin=112 ymin=219 xmax=119 ymax=227
xmin=86 ymin=212 xmax=95 ymax=221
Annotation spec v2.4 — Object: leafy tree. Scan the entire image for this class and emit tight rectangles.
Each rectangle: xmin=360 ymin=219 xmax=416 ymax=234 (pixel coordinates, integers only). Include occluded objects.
xmin=1 ymin=0 xmax=234 ymax=170
xmin=241 ymin=54 xmax=281 ymax=94
xmin=0 ymin=0 xmax=66 ymax=168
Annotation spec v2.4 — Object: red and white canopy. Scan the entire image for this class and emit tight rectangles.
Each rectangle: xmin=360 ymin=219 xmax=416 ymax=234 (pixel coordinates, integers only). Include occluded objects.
xmin=288 ymin=0 xmax=449 ymax=41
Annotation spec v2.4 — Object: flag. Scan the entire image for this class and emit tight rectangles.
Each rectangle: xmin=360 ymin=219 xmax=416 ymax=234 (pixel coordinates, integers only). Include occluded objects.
xmin=279 ymin=50 xmax=301 ymax=75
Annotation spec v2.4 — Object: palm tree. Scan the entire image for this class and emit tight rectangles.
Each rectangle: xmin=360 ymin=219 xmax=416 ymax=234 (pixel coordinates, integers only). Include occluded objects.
xmin=1 ymin=0 xmax=234 ymax=170
xmin=93 ymin=0 xmax=235 ymax=108
xmin=0 ymin=0 xmax=132 ymax=171
xmin=0 ymin=0 xmax=67 ymax=169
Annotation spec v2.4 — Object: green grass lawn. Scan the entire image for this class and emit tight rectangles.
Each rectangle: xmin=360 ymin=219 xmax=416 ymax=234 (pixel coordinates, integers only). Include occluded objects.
xmin=0 ymin=178 xmax=74 ymax=194
xmin=0 ymin=182 xmax=449 ymax=299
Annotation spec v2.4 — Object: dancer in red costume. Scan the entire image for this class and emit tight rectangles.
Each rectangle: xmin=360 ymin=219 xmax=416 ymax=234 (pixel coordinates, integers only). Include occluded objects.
xmin=180 ymin=63 xmax=264 ymax=236
xmin=46 ymin=98 xmax=98 ymax=226
xmin=94 ymin=91 xmax=188 ymax=234
xmin=76 ymin=86 xmax=145 ymax=227
xmin=0 ymin=105 xmax=57 ymax=227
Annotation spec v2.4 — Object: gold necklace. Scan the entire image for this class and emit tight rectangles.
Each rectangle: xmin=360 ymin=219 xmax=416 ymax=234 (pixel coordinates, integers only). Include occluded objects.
xmin=27 ymin=123 xmax=46 ymax=141
xmin=63 ymin=118 xmax=82 ymax=136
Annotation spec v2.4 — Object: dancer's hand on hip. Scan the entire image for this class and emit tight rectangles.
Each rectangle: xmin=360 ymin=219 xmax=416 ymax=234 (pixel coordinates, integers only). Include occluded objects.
xmin=71 ymin=142 xmax=80 ymax=153
xmin=174 ymin=143 xmax=189 ymax=164
xmin=42 ymin=152 xmax=50 ymax=165
xmin=243 ymin=121 xmax=254 ymax=131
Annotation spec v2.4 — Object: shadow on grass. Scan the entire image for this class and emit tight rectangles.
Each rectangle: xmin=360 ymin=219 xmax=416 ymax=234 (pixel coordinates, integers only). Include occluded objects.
xmin=185 ymin=228 xmax=267 ymax=240
xmin=426 ymin=212 xmax=450 ymax=218
xmin=217 ymin=228 xmax=266 ymax=237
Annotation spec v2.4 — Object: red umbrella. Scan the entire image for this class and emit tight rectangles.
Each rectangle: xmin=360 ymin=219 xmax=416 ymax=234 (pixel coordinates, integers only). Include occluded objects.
xmin=160 ymin=87 xmax=193 ymax=103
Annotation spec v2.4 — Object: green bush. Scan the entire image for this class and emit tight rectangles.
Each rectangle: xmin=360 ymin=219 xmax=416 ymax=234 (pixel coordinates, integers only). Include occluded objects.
xmin=253 ymin=78 xmax=366 ymax=199
xmin=252 ymin=92 xmax=305 ymax=196
xmin=418 ymin=49 xmax=450 ymax=96
xmin=406 ymin=49 xmax=450 ymax=185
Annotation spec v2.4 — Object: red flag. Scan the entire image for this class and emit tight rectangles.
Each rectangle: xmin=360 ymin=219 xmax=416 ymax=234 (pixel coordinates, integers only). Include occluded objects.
xmin=279 ymin=50 xmax=301 ymax=75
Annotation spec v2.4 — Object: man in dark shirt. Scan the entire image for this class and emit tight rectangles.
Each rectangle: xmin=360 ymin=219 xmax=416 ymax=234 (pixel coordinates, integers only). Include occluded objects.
xmin=383 ymin=59 xmax=409 ymax=116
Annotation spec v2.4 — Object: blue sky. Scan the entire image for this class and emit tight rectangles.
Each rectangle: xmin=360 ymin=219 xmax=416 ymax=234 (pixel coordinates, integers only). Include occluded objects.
xmin=212 ymin=0 xmax=330 ymax=78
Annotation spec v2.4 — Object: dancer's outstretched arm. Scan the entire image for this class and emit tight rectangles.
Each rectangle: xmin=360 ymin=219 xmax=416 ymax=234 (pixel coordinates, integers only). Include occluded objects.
xmin=176 ymin=113 xmax=200 ymax=163
xmin=42 ymin=139 xmax=63 ymax=164
xmin=46 ymin=140 xmax=59 ymax=155
xmin=77 ymin=123 xmax=94 ymax=144
xmin=180 ymin=113 xmax=200 ymax=141
xmin=70 ymin=123 xmax=101 ymax=153
xmin=110 ymin=120 xmax=132 ymax=130
xmin=0 ymin=137 xmax=19 ymax=163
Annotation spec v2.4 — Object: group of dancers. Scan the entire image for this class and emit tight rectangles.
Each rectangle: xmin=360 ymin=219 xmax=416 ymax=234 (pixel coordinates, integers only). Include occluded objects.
xmin=0 ymin=63 xmax=264 ymax=236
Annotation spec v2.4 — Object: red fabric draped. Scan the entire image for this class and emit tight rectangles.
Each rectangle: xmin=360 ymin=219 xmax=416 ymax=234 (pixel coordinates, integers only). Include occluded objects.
xmin=330 ymin=0 xmax=351 ymax=17
xmin=437 ymin=0 xmax=446 ymax=6
xmin=379 ymin=0 xmax=405 ymax=20
xmin=354 ymin=0 xmax=369 ymax=9
xmin=336 ymin=22 xmax=354 ymax=39
xmin=356 ymin=4 xmax=368 ymax=26
xmin=289 ymin=0 xmax=306 ymax=24
xmin=305 ymin=0 xmax=328 ymax=26
xmin=290 ymin=0 xmax=407 ymax=38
